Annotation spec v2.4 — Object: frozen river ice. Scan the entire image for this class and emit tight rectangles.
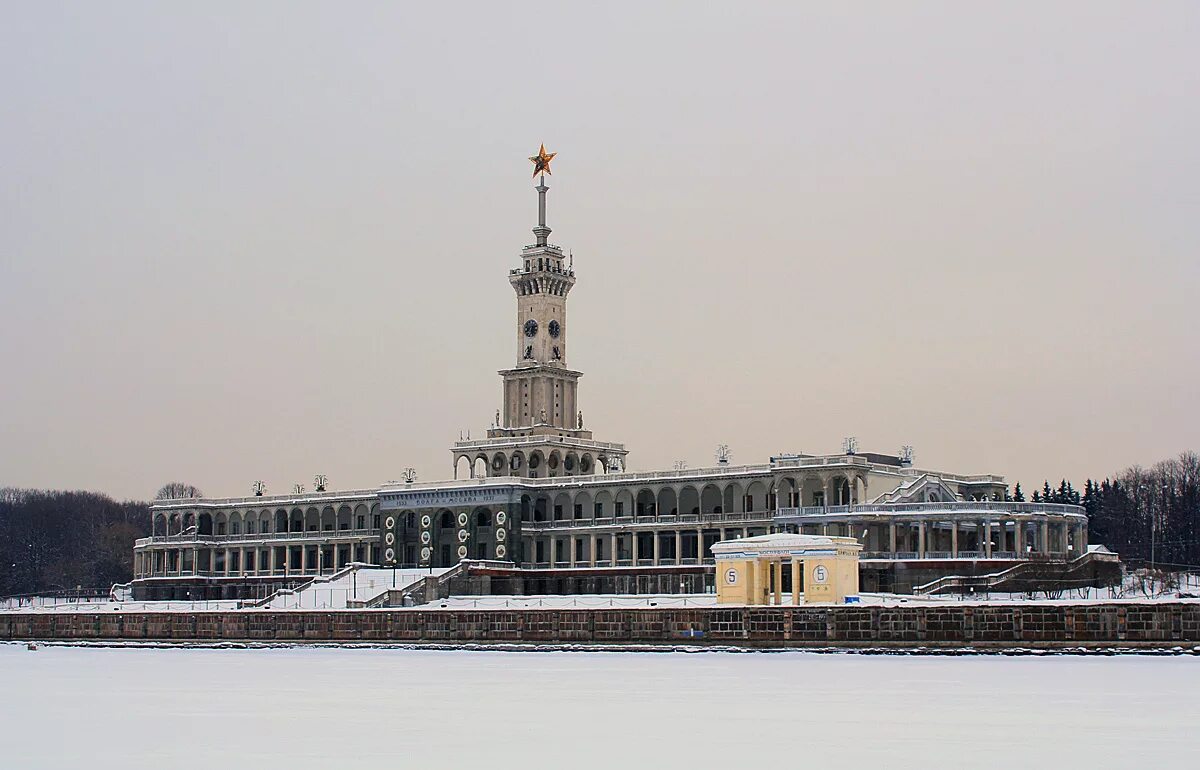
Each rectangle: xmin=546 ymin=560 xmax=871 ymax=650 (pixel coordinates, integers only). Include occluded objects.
xmin=2 ymin=644 xmax=1197 ymax=769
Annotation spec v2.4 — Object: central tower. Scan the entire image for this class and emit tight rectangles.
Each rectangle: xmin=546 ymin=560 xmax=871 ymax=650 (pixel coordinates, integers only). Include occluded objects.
xmin=499 ymin=165 xmax=582 ymax=433
xmin=450 ymin=147 xmax=628 ymax=479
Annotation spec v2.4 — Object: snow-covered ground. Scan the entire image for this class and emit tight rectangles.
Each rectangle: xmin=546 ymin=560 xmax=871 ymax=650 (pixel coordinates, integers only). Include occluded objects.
xmin=1 ymin=644 xmax=1197 ymax=769
xmin=4 ymin=569 xmax=1196 ymax=613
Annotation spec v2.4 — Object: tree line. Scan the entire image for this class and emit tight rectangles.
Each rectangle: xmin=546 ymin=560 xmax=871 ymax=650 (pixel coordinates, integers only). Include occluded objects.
xmin=0 ymin=488 xmax=150 ymax=596
xmin=0 ymin=483 xmax=198 ymax=596
xmin=1009 ymin=451 xmax=1199 ymax=568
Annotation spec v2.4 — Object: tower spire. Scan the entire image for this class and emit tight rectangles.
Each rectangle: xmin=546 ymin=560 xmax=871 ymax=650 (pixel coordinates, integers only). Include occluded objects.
xmin=528 ymin=144 xmax=556 ymax=247
xmin=533 ymin=175 xmax=551 ymax=247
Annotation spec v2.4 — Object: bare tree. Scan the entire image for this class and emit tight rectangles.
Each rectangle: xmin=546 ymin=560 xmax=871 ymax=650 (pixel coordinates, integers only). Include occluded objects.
xmin=154 ymin=482 xmax=202 ymax=500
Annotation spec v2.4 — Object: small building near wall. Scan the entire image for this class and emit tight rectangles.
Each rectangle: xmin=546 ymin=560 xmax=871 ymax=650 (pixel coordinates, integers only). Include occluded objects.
xmin=712 ymin=533 xmax=862 ymax=605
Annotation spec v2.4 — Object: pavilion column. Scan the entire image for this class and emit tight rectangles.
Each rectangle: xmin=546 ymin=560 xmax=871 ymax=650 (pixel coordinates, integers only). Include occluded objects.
xmin=917 ymin=522 xmax=926 ymax=558
xmin=653 ymin=531 xmax=661 ymax=565
xmin=632 ymin=532 xmax=639 ymax=564
xmin=985 ymin=521 xmax=993 ymax=558
xmin=695 ymin=528 xmax=703 ymax=562
xmin=1041 ymin=521 xmax=1049 ymax=553
xmin=1014 ymin=520 xmax=1024 ymax=556
xmin=569 ymin=536 xmax=576 ymax=567
xmin=611 ymin=532 xmax=618 ymax=565
xmin=589 ymin=533 xmax=597 ymax=566
xmin=951 ymin=524 xmax=959 ymax=558
xmin=675 ymin=531 xmax=682 ymax=565
xmin=791 ymin=558 xmax=801 ymax=604
xmin=773 ymin=561 xmax=783 ymax=606
xmin=889 ymin=523 xmax=897 ymax=554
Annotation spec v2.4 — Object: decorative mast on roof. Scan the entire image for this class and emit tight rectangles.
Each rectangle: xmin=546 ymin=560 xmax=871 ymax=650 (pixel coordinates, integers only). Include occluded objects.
xmin=529 ymin=143 xmax=556 ymax=247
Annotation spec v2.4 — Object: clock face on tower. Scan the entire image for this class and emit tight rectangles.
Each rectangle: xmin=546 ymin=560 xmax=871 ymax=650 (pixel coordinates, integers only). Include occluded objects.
xmin=548 ymin=320 xmax=560 ymax=338
xmin=523 ymin=319 xmax=538 ymax=337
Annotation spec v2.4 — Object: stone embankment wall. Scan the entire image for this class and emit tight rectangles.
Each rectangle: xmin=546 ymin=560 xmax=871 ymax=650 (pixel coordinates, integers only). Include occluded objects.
xmin=3 ymin=604 xmax=1197 ymax=649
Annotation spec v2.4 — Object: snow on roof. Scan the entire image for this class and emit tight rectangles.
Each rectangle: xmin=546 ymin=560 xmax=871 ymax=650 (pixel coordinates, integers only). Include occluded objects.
xmin=710 ymin=532 xmax=861 ymax=557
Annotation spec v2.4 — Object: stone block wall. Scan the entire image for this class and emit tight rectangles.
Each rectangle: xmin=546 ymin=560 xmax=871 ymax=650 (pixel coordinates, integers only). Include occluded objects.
xmin=1 ymin=603 xmax=1197 ymax=649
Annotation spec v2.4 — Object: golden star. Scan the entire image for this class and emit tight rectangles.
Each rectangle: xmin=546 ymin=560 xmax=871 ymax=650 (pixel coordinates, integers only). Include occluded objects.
xmin=529 ymin=144 xmax=556 ymax=177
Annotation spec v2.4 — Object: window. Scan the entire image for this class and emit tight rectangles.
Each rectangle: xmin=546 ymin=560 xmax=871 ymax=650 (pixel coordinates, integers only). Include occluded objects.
xmin=357 ymin=515 xmax=365 ymax=529
xmin=615 ymin=501 xmax=624 ymax=516
xmin=594 ymin=502 xmax=603 ymax=517
xmin=574 ymin=504 xmax=582 ymax=518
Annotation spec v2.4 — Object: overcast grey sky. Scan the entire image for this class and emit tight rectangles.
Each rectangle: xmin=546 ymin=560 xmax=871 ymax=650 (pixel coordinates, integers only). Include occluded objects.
xmin=1 ymin=2 xmax=1197 ymax=501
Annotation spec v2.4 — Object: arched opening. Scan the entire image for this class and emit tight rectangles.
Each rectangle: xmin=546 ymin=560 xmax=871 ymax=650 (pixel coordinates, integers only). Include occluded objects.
xmin=520 ymin=494 xmax=533 ymax=522
xmin=594 ymin=490 xmax=612 ymax=519
xmin=510 ymin=451 xmax=525 ymax=475
xmin=305 ymin=508 xmax=320 ymax=532
xmin=454 ymin=454 xmax=471 ymax=479
xmin=615 ymin=489 xmax=634 ymax=518
xmin=801 ymin=477 xmax=824 ymax=507
xmin=473 ymin=507 xmax=493 ymax=560
xmin=635 ymin=488 xmax=656 ymax=517
xmin=679 ymin=486 xmax=700 ymax=516
xmin=228 ymin=512 xmax=242 ymax=536
xmin=723 ymin=482 xmax=743 ymax=513
xmin=528 ymin=450 xmax=544 ymax=477
xmin=701 ymin=484 xmax=722 ymax=514
xmin=831 ymin=476 xmax=852 ymax=506
xmin=658 ymin=487 xmax=678 ymax=517
xmin=744 ymin=481 xmax=768 ymax=513
xmin=152 ymin=514 xmax=166 ymax=536
xmin=321 ymin=506 xmax=335 ymax=532
xmin=198 ymin=513 xmax=214 ymax=536
xmin=534 ymin=494 xmax=550 ymax=522
xmin=290 ymin=508 xmax=304 ymax=532
xmin=777 ymin=476 xmax=800 ymax=508
xmin=167 ymin=513 xmax=181 ymax=535
xmin=564 ymin=452 xmax=578 ymax=474
xmin=275 ymin=509 xmax=288 ymax=533
xmin=183 ymin=512 xmax=196 ymax=533
xmin=553 ymin=492 xmax=571 ymax=520
xmin=547 ymin=450 xmax=562 ymax=476
xmin=574 ymin=490 xmax=592 ymax=520
xmin=435 ymin=509 xmax=456 ymax=567
xmin=579 ymin=454 xmax=593 ymax=475
xmin=473 ymin=455 xmax=488 ymax=478
xmin=491 ymin=452 xmax=508 ymax=476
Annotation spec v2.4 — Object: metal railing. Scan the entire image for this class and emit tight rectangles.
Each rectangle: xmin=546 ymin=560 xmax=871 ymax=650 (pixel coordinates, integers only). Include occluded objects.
xmin=519 ymin=510 xmax=772 ymax=531
xmin=135 ymin=529 xmax=378 ymax=548
xmin=150 ymin=488 xmax=378 ymax=510
xmin=775 ymin=501 xmax=1087 ymax=519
